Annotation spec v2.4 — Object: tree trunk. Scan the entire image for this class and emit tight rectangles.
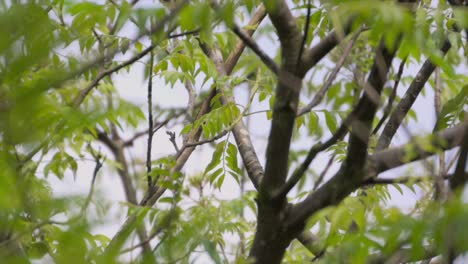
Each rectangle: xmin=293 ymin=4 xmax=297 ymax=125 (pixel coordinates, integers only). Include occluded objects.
xmin=249 ymin=198 xmax=293 ymax=264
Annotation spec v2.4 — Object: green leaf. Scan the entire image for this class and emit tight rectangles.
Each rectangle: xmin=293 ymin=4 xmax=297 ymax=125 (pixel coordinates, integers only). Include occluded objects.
xmin=324 ymin=111 xmax=338 ymax=133
xmin=28 ymin=242 xmax=49 ymax=259
xmin=434 ymin=85 xmax=467 ymax=131
xmin=202 ymin=240 xmax=222 ymax=264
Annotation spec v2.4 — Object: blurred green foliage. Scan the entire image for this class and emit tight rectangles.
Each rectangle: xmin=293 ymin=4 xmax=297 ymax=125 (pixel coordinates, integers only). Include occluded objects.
xmin=0 ymin=0 xmax=466 ymax=263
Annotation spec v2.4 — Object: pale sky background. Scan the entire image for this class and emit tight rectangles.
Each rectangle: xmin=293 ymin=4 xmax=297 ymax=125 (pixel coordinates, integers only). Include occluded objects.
xmin=37 ymin=0 xmax=467 ymax=263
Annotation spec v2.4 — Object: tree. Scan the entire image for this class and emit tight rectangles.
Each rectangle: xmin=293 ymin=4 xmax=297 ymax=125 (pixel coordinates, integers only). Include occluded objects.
xmin=0 ymin=0 xmax=467 ymax=263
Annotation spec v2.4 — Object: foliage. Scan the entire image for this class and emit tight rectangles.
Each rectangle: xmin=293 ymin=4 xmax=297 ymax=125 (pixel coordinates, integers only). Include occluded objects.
xmin=0 ymin=0 xmax=467 ymax=263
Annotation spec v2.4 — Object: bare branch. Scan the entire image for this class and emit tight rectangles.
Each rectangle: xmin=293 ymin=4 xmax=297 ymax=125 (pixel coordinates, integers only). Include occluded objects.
xmin=287 ymin=34 xmax=401 ymax=229
xmin=202 ymin=45 xmax=263 ymax=189
xmin=263 ymin=0 xmax=302 ymax=72
xmin=434 ymin=67 xmax=446 ymax=199
xmin=225 ymin=5 xmax=267 ymax=72
xmin=299 ymin=24 xmax=354 ymax=75
xmin=298 ymin=28 xmax=363 ymax=116
xmin=449 ymin=120 xmax=468 ymax=191
xmin=372 ymin=57 xmax=406 ymax=135
xmin=166 ymin=131 xmax=180 ymax=153
xmin=123 ymin=109 xmax=188 ymax=147
xmin=257 ymin=0 xmax=304 ymax=201
xmin=313 ymin=154 xmax=335 ymax=191
xmin=230 ymin=24 xmax=280 ymax=75
xmin=376 ymin=38 xmax=451 ymax=150
xmin=168 ymin=29 xmax=200 ymax=39
xmin=286 ymin=123 xmax=465 ymax=235
xmin=275 ymin=113 xmax=352 ymax=198
xmin=104 ymin=88 xmax=217 ymax=257
xmin=146 ymin=51 xmax=155 ymax=188
xmin=296 ymin=0 xmax=312 ymax=70
xmin=370 ymin=121 xmax=467 ymax=175
xmin=96 ymin=131 xmax=138 ymax=204
xmin=184 ymin=80 xmax=196 ymax=122
xmin=363 ymin=174 xmax=452 ymax=186
xmin=201 ymin=5 xmax=268 ymax=188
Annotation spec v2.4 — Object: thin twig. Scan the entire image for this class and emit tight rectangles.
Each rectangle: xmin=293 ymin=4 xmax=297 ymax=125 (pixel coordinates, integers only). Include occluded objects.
xmin=296 ymin=0 xmax=312 ymax=71
xmin=0 ymin=152 xmax=103 ymax=248
xmin=210 ymin=2 xmax=278 ymax=74
xmin=372 ymin=57 xmax=406 ymax=134
xmin=21 ymin=0 xmax=190 ymax=163
xmin=298 ymin=27 xmax=363 ymax=116
xmin=181 ymin=129 xmax=229 ymax=150
xmin=166 ymin=131 xmax=180 ymax=153
xmin=82 ymin=149 xmax=104 ymax=214
xmin=376 ymin=38 xmax=452 ymax=150
xmin=364 ymin=174 xmax=452 ymax=186
xmin=124 ymin=110 xmax=186 ymax=147
xmin=313 ymin=154 xmax=335 ymax=191
xmin=184 ymin=79 xmax=196 ymax=123
xmin=275 ymin=113 xmax=354 ymax=198
xmin=230 ymin=24 xmax=280 ymax=75
xmin=146 ymin=51 xmax=155 ymax=188
xmin=168 ymin=29 xmax=200 ymax=39
xmin=433 ymin=67 xmax=445 ymax=199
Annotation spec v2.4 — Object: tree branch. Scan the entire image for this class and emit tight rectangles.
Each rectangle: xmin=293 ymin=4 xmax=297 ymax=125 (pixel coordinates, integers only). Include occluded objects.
xmin=104 ymin=5 xmax=268 ymax=256
xmin=363 ymin=174 xmax=452 ymax=186
xmin=299 ymin=23 xmax=353 ymax=75
xmin=367 ymin=245 xmax=438 ymax=264
xmin=146 ymin=51 xmax=155 ymax=188
xmin=275 ymin=113 xmax=352 ymax=198
xmin=203 ymin=5 xmax=268 ymax=189
xmin=372 ymin=57 xmax=406 ymax=135
xmin=376 ymin=38 xmax=452 ymax=150
xmin=230 ymin=24 xmax=280 ymax=75
xmin=260 ymin=0 xmax=303 ymax=197
xmin=370 ymin=121 xmax=467 ymax=175
xmin=225 ymin=5 xmax=267 ymax=71
xmin=20 ymin=0 xmax=189 ymax=164
xmin=448 ymin=120 xmax=467 ymax=191
xmin=298 ymin=27 xmax=363 ymax=116
xmin=96 ymin=131 xmax=138 ymax=204
xmin=287 ymin=35 xmax=401 ymax=230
